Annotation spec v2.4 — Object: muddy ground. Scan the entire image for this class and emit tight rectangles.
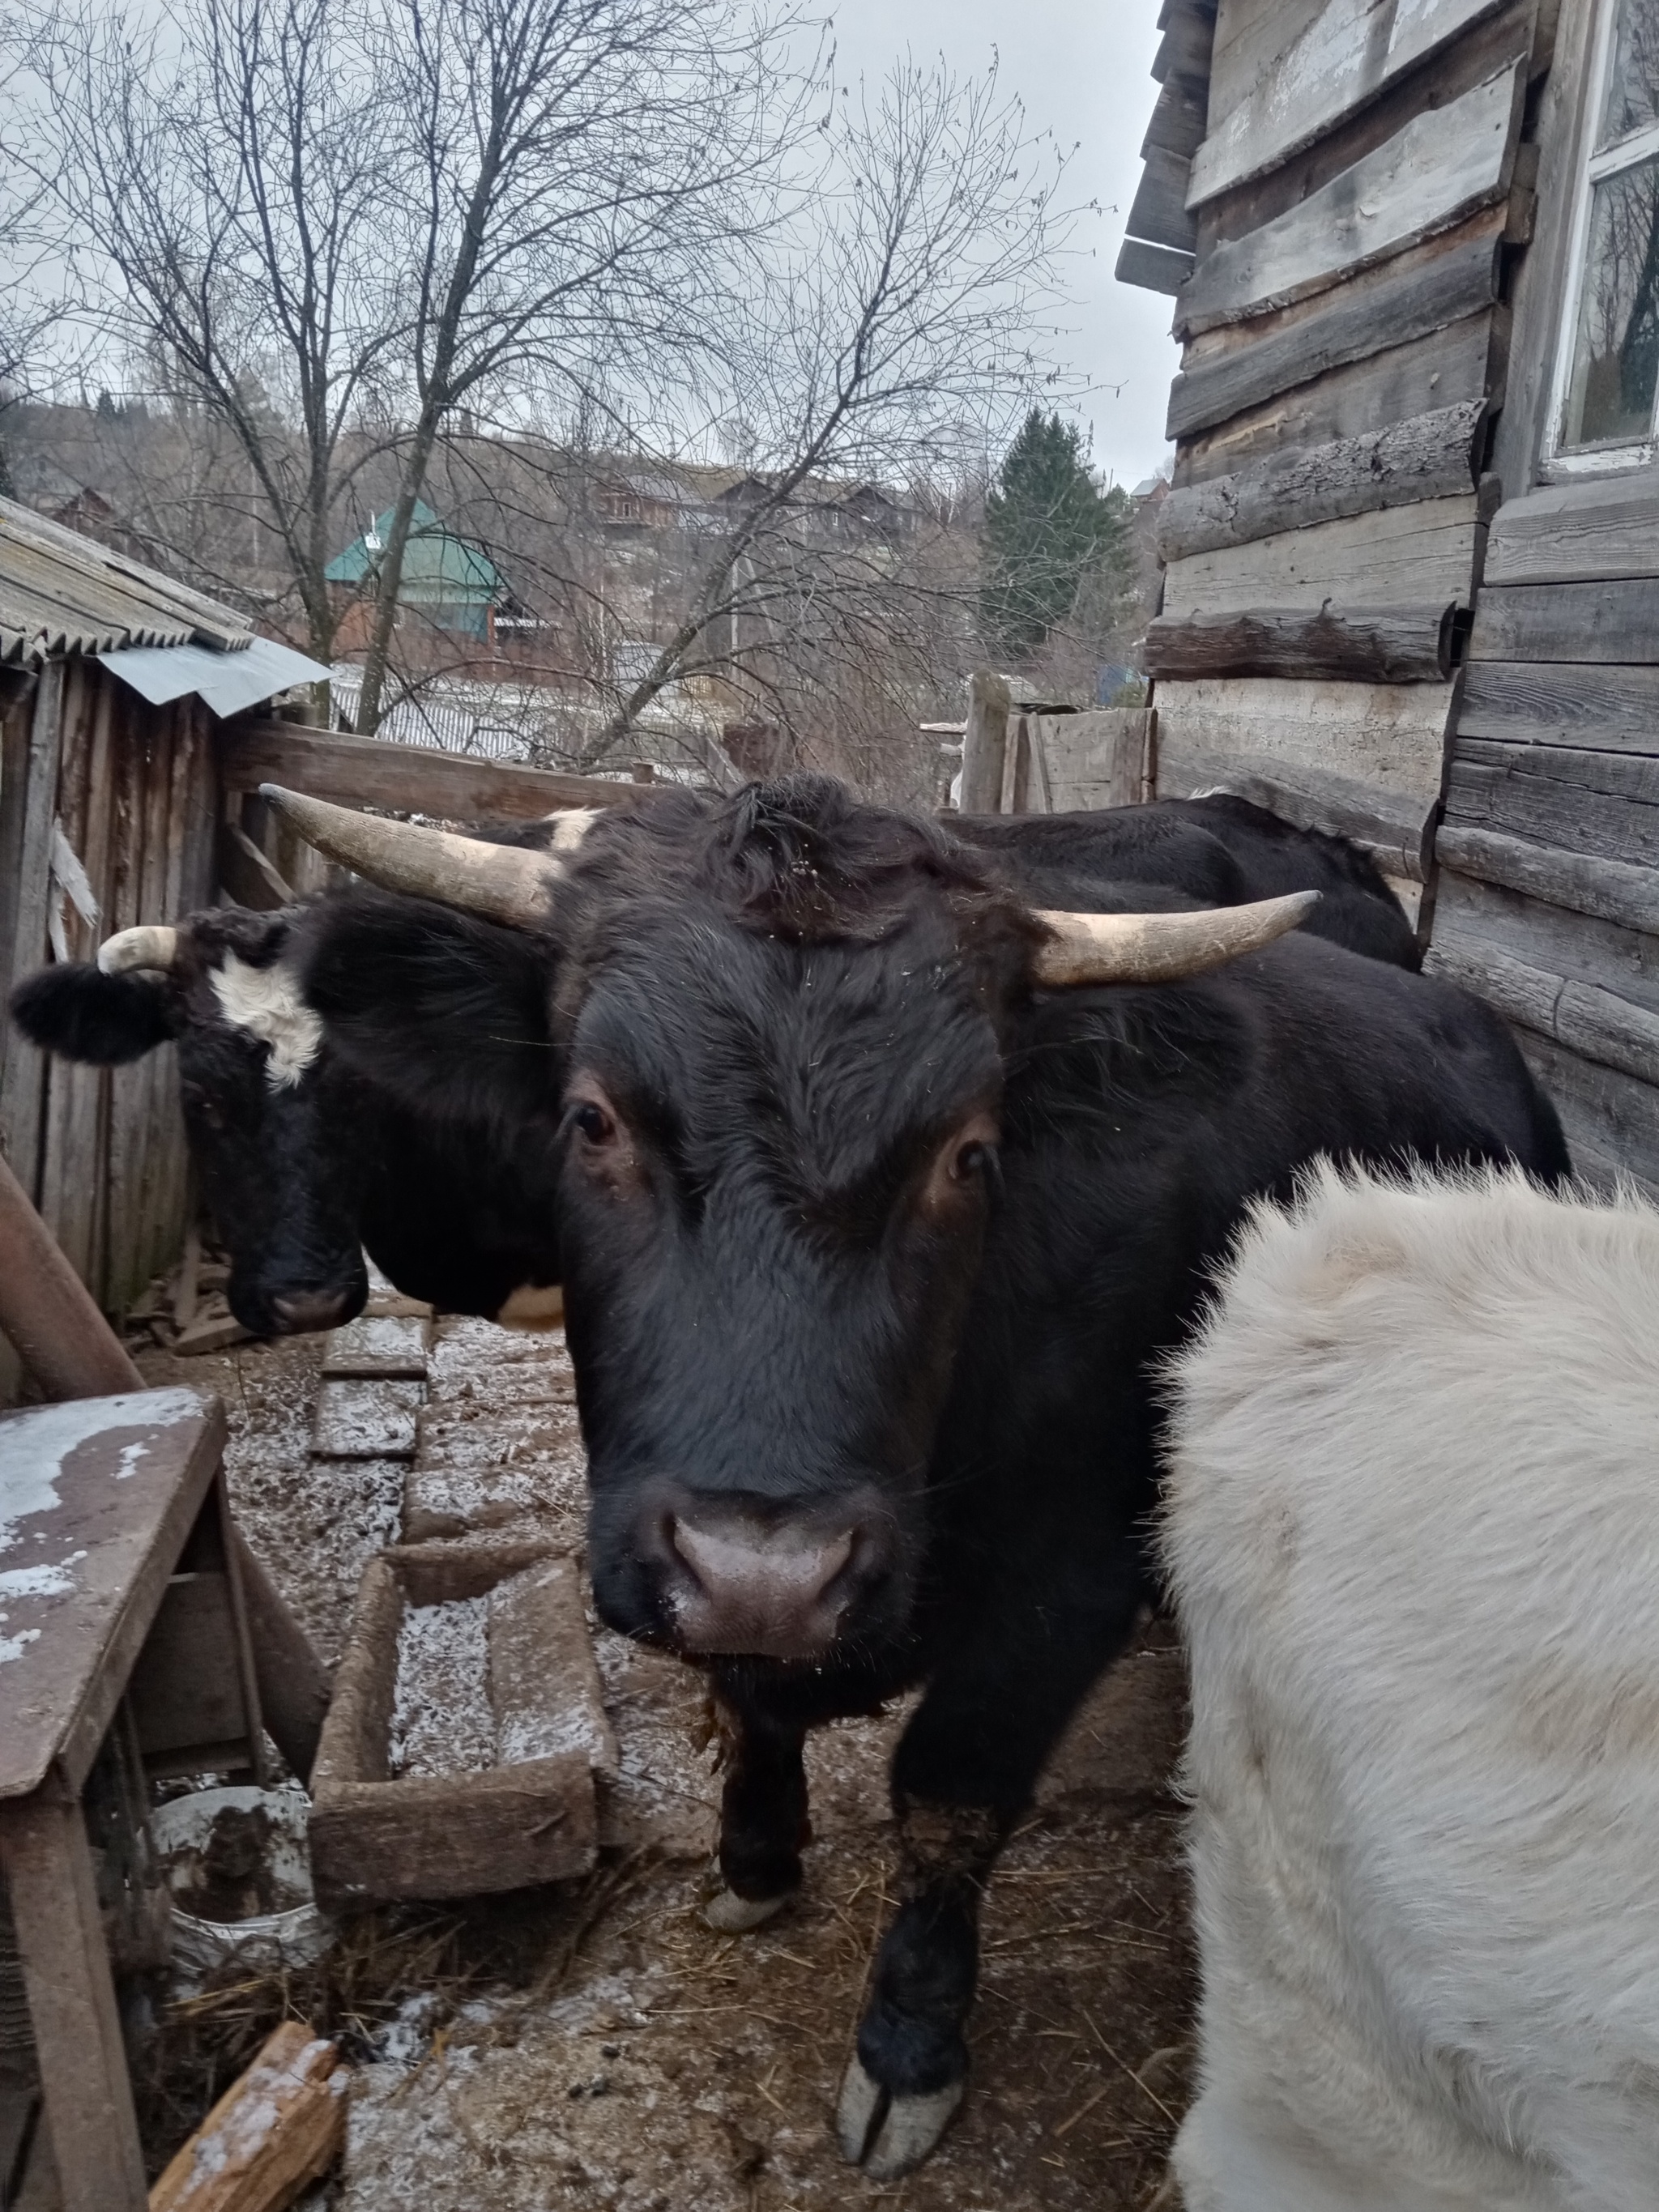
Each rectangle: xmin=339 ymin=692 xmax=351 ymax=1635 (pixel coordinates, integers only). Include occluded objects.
xmin=132 ymin=1317 xmax=1195 ymax=2210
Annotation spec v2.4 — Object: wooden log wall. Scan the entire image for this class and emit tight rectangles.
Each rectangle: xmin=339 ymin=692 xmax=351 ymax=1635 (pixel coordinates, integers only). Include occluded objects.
xmin=1120 ymin=0 xmax=1558 ymax=924
xmin=1427 ymin=480 xmax=1659 ymax=1196
xmin=1124 ymin=0 xmax=1659 ymax=1191
xmin=0 ymin=659 xmax=219 ymax=1352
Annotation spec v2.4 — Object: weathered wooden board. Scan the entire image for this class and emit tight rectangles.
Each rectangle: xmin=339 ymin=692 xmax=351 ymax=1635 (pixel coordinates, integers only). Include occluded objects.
xmin=1117 ymin=237 xmax=1196 ymax=295
xmin=1457 ymin=662 xmax=1659 ymax=753
xmin=0 ymin=663 xmax=63 ymax=1209
xmin=217 ymin=820 xmax=293 ymax=910
xmin=1178 ymin=64 xmax=1523 ymax=331
xmin=1425 ymin=868 xmax=1659 ymax=1085
xmin=1167 ymin=230 xmax=1503 ymax=437
xmin=1435 ymin=824 xmax=1659 ymax=934
xmin=1158 ymin=740 xmax=1437 ymax=874
xmin=1515 ymin=1029 xmax=1659 ymax=1197
xmin=1030 ymin=710 xmax=1155 ymax=812
xmin=1174 ymin=312 xmax=1503 ymax=482
xmin=1445 ymin=739 xmax=1659 ymax=871
xmin=1156 ymin=399 xmax=1485 ymax=560
xmin=1432 ymin=931 xmax=1659 ymax=1089
xmin=1144 ymin=602 xmax=1456 ymax=681
xmin=126 ymin=1571 xmax=254 ymax=1760
xmin=0 ymin=1387 xmax=224 ymax=1800
xmin=1143 ymin=74 xmax=1210 ymax=160
xmin=1191 ymin=0 xmax=1508 ymax=207
xmin=0 ymin=1793 xmax=148 ymax=2210
xmin=1162 ymin=496 xmax=1479 ymax=614
xmin=1470 ymin=581 xmax=1659 ymax=663
xmin=1154 ymin=673 xmax=1455 ymax=873
xmin=1127 ymin=145 xmax=1199 ymax=254
xmin=218 ymin=721 xmax=645 ymax=825
xmin=1154 ymin=2 xmax=1217 ymax=85
xmin=959 ymin=671 xmax=1013 ymax=815
xmin=1483 ymin=475 xmax=1659 ymax=586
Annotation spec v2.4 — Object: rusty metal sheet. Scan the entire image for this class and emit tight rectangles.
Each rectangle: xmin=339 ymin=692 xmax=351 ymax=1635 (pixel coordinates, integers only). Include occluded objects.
xmin=0 ymin=1388 xmax=225 ymax=1799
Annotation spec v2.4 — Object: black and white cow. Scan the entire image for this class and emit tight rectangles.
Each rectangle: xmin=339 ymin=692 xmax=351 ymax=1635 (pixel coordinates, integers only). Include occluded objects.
xmin=256 ymin=772 xmax=1564 ymax=2177
xmin=9 ymin=794 xmax=1416 ymax=1337
xmin=9 ymin=904 xmax=565 ymax=1334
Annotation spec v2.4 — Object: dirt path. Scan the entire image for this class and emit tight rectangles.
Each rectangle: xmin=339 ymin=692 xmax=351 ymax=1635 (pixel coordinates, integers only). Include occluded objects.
xmin=136 ymin=1318 xmax=1194 ymax=2209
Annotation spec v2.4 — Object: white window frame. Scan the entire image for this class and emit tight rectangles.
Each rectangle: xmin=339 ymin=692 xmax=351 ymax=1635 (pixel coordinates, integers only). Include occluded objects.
xmin=1543 ymin=0 xmax=1659 ymax=478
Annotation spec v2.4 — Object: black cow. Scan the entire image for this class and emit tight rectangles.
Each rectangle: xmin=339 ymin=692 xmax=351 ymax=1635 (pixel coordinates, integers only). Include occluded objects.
xmin=958 ymin=791 xmax=1421 ymax=970
xmin=8 ymin=795 xmax=1415 ymax=1337
xmin=266 ymin=773 xmax=1565 ymax=2177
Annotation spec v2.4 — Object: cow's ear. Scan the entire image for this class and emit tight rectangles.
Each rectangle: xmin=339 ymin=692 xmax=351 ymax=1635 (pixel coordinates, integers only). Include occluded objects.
xmin=9 ymin=965 xmax=178 ymax=1063
xmin=296 ymin=893 xmax=558 ymax=1130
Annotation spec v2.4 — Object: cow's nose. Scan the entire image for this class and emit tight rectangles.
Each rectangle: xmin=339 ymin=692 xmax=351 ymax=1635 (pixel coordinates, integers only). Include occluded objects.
xmin=663 ymin=1511 xmax=868 ymax=1661
xmin=269 ymin=1285 xmax=361 ymax=1333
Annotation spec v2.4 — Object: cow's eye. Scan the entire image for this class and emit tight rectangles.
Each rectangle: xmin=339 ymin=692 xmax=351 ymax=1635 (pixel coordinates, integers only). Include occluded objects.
xmin=953 ymin=1140 xmax=992 ymax=1181
xmin=573 ymin=1101 xmax=613 ymax=1144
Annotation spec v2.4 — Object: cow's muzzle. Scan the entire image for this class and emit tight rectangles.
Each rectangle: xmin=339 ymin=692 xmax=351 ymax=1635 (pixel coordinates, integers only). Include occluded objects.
xmin=635 ymin=1487 xmax=895 ymax=1662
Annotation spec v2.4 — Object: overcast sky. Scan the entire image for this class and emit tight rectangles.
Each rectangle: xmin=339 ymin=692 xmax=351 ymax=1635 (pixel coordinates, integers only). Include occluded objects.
xmin=827 ymin=0 xmax=1179 ymax=491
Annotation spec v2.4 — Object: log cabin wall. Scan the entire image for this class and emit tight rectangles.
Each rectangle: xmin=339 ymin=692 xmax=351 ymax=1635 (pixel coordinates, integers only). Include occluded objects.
xmin=1123 ymin=0 xmax=1659 ymax=1194
xmin=1122 ymin=0 xmax=1555 ymax=927
xmin=1422 ymin=0 xmax=1659 ymax=1196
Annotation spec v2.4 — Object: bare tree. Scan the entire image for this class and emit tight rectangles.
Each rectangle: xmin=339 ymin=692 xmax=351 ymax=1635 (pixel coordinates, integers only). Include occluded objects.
xmin=594 ymin=61 xmax=1075 ymax=754
xmin=11 ymin=0 xmax=805 ymax=722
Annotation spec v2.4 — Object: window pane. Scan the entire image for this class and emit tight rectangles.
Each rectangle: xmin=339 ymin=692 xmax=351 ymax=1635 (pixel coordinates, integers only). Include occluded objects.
xmin=1563 ymin=156 xmax=1659 ymax=449
xmin=1601 ymin=0 xmax=1659 ymax=148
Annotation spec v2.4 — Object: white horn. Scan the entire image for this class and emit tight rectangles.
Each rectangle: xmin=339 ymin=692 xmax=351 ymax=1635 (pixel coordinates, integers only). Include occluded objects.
xmin=97 ymin=925 xmax=179 ymax=974
xmin=258 ymin=786 xmax=588 ymax=929
xmin=1031 ymin=889 xmax=1319 ymax=987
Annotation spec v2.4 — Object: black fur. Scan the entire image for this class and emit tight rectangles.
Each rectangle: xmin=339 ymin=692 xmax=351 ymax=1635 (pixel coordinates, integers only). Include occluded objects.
xmin=11 ymin=965 xmax=178 ymax=1061
xmin=294 ymin=773 xmax=1567 ymax=2159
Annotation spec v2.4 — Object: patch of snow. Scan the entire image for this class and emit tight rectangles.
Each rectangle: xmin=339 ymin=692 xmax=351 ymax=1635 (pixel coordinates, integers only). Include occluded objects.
xmin=0 ymin=1388 xmax=202 ymax=1551
xmin=389 ymin=1596 xmax=493 ymax=1777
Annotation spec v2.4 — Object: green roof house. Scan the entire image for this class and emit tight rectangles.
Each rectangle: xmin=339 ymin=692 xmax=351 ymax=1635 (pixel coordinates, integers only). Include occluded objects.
xmin=326 ymin=502 xmax=508 ymax=639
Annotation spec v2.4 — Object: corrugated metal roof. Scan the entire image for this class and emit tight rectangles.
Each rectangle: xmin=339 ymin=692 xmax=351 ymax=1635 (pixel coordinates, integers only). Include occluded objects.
xmin=100 ymin=635 xmax=332 ymax=718
xmin=0 ymin=495 xmax=254 ymax=663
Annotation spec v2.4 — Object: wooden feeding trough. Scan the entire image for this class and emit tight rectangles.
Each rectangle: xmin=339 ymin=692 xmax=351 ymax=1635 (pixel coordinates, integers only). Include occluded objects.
xmin=309 ymin=1538 xmax=616 ymax=1907
xmin=0 ymin=1387 xmax=269 ymax=2212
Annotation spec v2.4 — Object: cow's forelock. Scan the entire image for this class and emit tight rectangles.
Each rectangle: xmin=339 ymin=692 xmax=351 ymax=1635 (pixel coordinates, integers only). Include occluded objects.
xmin=209 ymin=951 xmax=324 ymax=1089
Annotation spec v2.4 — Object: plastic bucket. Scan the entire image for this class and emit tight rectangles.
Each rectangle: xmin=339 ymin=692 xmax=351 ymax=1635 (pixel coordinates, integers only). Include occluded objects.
xmin=148 ymin=1784 xmax=332 ymax=1975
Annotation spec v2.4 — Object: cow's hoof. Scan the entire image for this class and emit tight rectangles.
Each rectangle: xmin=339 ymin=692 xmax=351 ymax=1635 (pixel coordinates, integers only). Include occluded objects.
xmin=835 ymin=2057 xmax=964 ymax=2178
xmin=702 ymin=1882 xmax=791 ymax=1933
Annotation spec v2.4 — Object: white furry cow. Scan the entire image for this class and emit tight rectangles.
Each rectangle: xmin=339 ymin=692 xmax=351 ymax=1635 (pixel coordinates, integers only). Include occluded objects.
xmin=1161 ymin=1163 xmax=1659 ymax=2212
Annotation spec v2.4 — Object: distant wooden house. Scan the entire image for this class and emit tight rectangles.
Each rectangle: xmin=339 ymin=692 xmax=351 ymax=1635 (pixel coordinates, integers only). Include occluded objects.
xmin=326 ymin=502 xmax=518 ymax=646
xmin=1120 ymin=0 xmax=1659 ymax=1194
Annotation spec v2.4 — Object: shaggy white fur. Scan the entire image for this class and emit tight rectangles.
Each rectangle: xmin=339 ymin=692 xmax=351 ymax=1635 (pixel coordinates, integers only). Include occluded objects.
xmin=1161 ymin=1162 xmax=1659 ymax=2212
xmin=209 ymin=951 xmax=324 ymax=1089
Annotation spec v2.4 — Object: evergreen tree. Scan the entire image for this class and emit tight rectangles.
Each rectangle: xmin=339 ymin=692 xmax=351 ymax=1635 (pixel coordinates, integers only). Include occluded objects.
xmin=979 ymin=410 xmax=1130 ymax=663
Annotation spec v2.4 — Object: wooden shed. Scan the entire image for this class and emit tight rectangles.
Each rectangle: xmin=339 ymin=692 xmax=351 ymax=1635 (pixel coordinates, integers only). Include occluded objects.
xmin=1120 ymin=0 xmax=1659 ymax=1194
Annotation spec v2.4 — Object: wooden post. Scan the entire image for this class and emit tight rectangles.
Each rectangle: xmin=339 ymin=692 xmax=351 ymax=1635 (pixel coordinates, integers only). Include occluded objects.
xmin=0 ymin=1151 xmax=331 ymax=1779
xmin=958 ymin=672 xmax=1013 ymax=814
xmin=0 ymin=1793 xmax=149 ymax=2212
xmin=0 ymin=1147 xmax=142 ymax=1399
